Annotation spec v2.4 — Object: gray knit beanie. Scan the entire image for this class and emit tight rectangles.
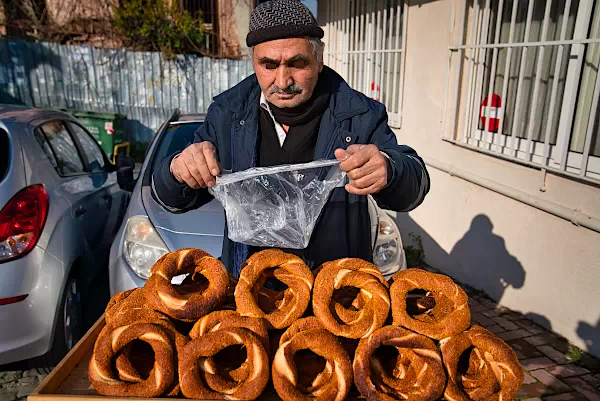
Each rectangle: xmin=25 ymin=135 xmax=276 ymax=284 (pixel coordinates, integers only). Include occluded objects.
xmin=246 ymin=0 xmax=324 ymax=47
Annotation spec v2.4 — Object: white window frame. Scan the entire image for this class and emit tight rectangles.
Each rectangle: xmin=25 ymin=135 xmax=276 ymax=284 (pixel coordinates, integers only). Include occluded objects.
xmin=442 ymin=0 xmax=600 ymax=184
xmin=323 ymin=0 xmax=407 ymax=128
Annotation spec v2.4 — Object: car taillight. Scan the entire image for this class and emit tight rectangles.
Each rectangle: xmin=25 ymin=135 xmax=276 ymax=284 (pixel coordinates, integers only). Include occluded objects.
xmin=0 ymin=185 xmax=49 ymax=263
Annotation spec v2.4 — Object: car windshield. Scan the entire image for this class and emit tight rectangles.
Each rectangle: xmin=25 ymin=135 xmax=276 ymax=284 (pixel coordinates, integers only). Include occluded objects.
xmin=151 ymin=122 xmax=202 ymax=174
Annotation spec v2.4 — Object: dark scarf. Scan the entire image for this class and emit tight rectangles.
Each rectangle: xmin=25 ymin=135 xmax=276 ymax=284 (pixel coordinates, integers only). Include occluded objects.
xmin=258 ymin=77 xmax=331 ymax=166
xmin=268 ymin=85 xmax=331 ymax=127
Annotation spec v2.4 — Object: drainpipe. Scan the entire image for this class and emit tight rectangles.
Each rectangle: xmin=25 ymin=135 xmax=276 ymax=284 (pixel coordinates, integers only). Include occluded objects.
xmin=423 ymin=157 xmax=600 ymax=234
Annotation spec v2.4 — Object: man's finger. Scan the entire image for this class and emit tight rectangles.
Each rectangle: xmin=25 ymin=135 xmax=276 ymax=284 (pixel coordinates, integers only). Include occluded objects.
xmin=345 ymin=182 xmax=380 ymax=196
xmin=349 ymin=173 xmax=378 ymax=190
xmin=346 ymin=144 xmax=366 ymax=154
xmin=339 ymin=149 xmax=371 ymax=172
xmin=181 ymin=152 xmax=206 ymax=188
xmin=347 ymin=161 xmax=378 ymax=181
xmin=177 ymin=163 xmax=203 ymax=189
xmin=191 ymin=151 xmax=215 ymax=188
xmin=334 ymin=148 xmax=349 ymax=161
xmin=202 ymin=144 xmax=220 ymax=176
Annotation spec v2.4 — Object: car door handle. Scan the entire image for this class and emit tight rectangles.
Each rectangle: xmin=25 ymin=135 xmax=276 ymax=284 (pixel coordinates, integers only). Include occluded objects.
xmin=75 ymin=205 xmax=86 ymax=217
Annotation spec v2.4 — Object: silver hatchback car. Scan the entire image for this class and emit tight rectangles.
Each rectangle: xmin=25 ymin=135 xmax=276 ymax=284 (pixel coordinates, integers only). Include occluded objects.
xmin=109 ymin=111 xmax=406 ymax=295
xmin=0 ymin=105 xmax=129 ymax=368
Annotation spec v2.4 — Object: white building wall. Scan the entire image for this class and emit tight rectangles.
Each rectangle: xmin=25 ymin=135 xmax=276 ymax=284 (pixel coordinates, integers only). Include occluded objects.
xmin=320 ymin=0 xmax=600 ymax=357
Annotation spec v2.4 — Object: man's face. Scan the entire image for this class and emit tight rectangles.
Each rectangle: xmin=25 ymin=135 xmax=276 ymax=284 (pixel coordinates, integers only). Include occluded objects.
xmin=253 ymin=38 xmax=324 ymax=108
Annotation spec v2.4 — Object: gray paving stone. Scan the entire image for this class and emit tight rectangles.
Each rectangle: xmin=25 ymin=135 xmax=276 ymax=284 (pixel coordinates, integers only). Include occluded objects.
xmin=547 ymin=365 xmax=592 ymax=379
xmin=0 ymin=372 xmax=22 ymax=385
xmin=518 ymin=382 xmax=554 ymax=397
xmin=486 ymin=324 xmax=506 ymax=334
xmin=521 ymin=357 xmax=558 ymax=370
xmin=543 ymin=392 xmax=590 ymax=401
xmin=509 ymin=339 xmax=544 ymax=358
xmin=492 ymin=316 xmax=520 ymax=330
xmin=564 ymin=377 xmax=600 ymax=401
xmin=498 ymin=329 xmax=531 ymax=341
xmin=524 ymin=372 xmax=539 ymax=384
xmin=530 ymin=369 xmax=573 ymax=392
xmin=581 ymin=375 xmax=600 ymax=389
xmin=538 ymin=346 xmax=572 ymax=365
xmin=16 ymin=383 xmax=37 ymax=399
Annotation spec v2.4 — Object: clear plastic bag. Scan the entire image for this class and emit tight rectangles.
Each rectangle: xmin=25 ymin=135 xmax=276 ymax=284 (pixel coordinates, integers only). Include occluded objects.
xmin=208 ymin=160 xmax=346 ymax=249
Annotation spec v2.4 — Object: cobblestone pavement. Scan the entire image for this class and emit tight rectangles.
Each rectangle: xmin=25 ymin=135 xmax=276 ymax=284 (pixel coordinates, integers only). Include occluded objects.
xmin=1 ymin=268 xmax=598 ymax=401
xmin=467 ymin=293 xmax=600 ymax=401
xmin=0 ymin=370 xmax=47 ymax=401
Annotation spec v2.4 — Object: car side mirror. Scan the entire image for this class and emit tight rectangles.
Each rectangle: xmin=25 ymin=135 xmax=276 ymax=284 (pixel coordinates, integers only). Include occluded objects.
xmin=116 ymin=155 xmax=136 ymax=192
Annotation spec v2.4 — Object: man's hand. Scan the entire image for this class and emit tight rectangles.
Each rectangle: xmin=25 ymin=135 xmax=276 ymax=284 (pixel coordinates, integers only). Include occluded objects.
xmin=170 ymin=142 xmax=220 ymax=189
xmin=334 ymin=144 xmax=391 ymax=195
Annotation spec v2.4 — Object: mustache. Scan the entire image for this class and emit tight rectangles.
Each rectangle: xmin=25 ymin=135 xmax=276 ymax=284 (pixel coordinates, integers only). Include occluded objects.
xmin=269 ymin=83 xmax=303 ymax=95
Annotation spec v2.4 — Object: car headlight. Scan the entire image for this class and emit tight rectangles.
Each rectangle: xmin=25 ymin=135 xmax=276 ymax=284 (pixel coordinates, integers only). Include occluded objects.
xmin=122 ymin=215 xmax=169 ymax=279
xmin=373 ymin=212 xmax=403 ymax=275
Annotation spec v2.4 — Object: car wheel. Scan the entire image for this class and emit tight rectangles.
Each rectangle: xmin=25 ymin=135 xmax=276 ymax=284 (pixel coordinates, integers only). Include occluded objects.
xmin=30 ymin=274 xmax=83 ymax=374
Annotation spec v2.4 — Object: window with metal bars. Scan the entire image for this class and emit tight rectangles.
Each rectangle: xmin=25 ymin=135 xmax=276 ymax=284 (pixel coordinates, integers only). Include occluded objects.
xmin=323 ymin=0 xmax=406 ymax=128
xmin=443 ymin=0 xmax=600 ymax=183
xmin=183 ymin=0 xmax=220 ymax=56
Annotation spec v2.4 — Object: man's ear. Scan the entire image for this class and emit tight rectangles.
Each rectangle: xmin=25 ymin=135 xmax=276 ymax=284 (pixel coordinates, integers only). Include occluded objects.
xmin=319 ymin=62 xmax=324 ymax=73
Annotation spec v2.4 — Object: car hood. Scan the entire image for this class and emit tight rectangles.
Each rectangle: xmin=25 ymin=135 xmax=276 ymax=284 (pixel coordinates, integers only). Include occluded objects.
xmin=141 ymin=186 xmax=225 ymax=257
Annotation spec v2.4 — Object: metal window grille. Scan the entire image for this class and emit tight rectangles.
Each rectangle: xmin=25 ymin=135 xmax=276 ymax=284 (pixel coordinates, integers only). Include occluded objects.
xmin=323 ymin=0 xmax=407 ymax=128
xmin=183 ymin=0 xmax=220 ymax=56
xmin=443 ymin=0 xmax=600 ymax=183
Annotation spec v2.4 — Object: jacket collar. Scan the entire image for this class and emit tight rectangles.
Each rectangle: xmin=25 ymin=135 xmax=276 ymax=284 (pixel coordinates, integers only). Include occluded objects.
xmin=213 ymin=66 xmax=369 ymax=121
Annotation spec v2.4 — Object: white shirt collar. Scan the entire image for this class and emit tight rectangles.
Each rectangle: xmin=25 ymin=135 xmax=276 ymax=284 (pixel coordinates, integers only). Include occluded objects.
xmin=259 ymin=92 xmax=287 ymax=147
xmin=259 ymin=92 xmax=271 ymax=111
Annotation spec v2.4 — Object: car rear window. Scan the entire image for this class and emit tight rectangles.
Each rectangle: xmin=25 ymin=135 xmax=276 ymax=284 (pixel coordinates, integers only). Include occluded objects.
xmin=0 ymin=129 xmax=9 ymax=183
xmin=150 ymin=122 xmax=202 ymax=175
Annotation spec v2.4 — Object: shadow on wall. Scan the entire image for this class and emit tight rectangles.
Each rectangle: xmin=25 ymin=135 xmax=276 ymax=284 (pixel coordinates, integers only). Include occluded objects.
xmin=397 ymin=213 xmax=526 ymax=303
xmin=578 ymin=317 xmax=600 ymax=358
xmin=396 ymin=212 xmax=600 ymax=359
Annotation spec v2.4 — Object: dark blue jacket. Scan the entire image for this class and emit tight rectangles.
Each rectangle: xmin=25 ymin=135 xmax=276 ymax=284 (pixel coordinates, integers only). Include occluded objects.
xmin=153 ymin=66 xmax=429 ymax=276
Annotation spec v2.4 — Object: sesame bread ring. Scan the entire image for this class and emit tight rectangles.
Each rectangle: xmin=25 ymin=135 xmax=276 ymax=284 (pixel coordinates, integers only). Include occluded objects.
xmin=113 ymin=326 xmax=188 ymax=397
xmin=273 ymin=328 xmax=352 ymax=401
xmin=190 ymin=310 xmax=269 ymax=352
xmin=440 ymin=325 xmax=524 ymax=401
xmin=104 ymin=290 xmax=189 ymax=397
xmin=278 ymin=317 xmax=325 ymax=346
xmin=88 ymin=323 xmax=176 ymax=397
xmin=353 ymin=325 xmax=446 ymax=401
xmin=179 ymin=327 xmax=269 ymax=400
xmin=107 ymin=295 xmax=174 ymax=331
xmin=105 ymin=288 xmax=157 ymax=326
xmin=312 ymin=258 xmax=391 ymax=339
xmin=235 ymin=250 xmax=314 ymax=329
xmin=104 ymin=290 xmax=179 ymax=391
xmin=146 ymin=248 xmax=229 ymax=322
xmin=390 ymin=268 xmax=470 ymax=340
xmin=105 ymin=289 xmax=136 ymax=320
xmin=278 ymin=317 xmax=338 ymax=395
xmin=189 ymin=310 xmax=270 ymax=388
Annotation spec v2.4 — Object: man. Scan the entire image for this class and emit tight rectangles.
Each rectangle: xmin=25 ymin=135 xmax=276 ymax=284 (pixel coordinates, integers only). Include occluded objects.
xmin=153 ymin=0 xmax=429 ymax=277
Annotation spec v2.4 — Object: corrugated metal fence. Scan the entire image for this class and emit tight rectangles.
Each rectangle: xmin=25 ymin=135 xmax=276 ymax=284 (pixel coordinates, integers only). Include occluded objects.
xmin=0 ymin=40 xmax=253 ymax=143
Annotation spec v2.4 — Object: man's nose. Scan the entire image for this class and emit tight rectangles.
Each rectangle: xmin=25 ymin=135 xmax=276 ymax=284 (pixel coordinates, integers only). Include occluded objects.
xmin=275 ymin=66 xmax=293 ymax=90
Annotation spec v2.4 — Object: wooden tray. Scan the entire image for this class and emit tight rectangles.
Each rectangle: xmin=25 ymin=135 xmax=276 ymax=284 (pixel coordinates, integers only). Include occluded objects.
xmin=28 ymin=315 xmax=362 ymax=401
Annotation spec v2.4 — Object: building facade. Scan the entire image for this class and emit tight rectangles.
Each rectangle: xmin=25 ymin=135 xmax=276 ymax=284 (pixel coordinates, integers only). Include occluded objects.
xmin=319 ymin=0 xmax=600 ymax=357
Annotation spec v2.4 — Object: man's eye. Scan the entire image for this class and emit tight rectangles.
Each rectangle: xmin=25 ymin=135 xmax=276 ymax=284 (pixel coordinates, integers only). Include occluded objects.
xmin=291 ymin=60 xmax=307 ymax=68
xmin=265 ymin=63 xmax=278 ymax=70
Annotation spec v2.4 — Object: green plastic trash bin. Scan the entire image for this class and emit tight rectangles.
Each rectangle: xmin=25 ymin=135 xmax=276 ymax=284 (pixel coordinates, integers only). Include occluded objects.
xmin=66 ymin=110 xmax=126 ymax=158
